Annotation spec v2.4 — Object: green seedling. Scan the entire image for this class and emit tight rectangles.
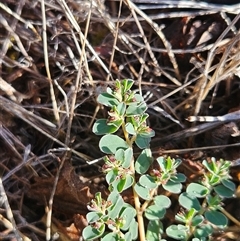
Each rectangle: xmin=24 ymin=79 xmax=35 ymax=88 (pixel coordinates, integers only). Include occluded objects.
xmin=83 ymin=79 xmax=236 ymax=241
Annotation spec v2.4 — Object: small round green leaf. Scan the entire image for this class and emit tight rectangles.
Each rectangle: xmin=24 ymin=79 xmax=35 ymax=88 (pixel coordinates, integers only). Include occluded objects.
xmin=124 ymin=232 xmax=132 ymax=241
xmin=179 ymin=192 xmax=202 ymax=211
xmin=172 ymin=173 xmax=186 ymax=183
xmin=115 ymin=149 xmax=125 ymax=164
xmin=126 ymin=102 xmax=147 ymax=116
xmin=134 ymin=182 xmax=151 ymax=200
xmin=146 ymin=220 xmax=163 ymax=241
xmin=101 ymin=232 xmax=119 ymax=241
xmin=86 ymin=212 xmax=101 ymax=223
xmin=122 ymin=79 xmax=134 ymax=92
xmin=124 ymin=175 xmax=134 ymax=189
xmin=110 ymin=174 xmax=134 ymax=193
xmin=107 ymin=192 xmax=124 ymax=219
xmin=163 ymin=180 xmax=182 ymax=194
xmin=192 ymin=215 xmax=204 ymax=227
xmin=221 ymin=179 xmax=236 ymax=191
xmin=156 ymin=156 xmax=165 ymax=171
xmin=135 ymin=148 xmax=153 ymax=174
xmin=202 ymin=159 xmax=215 ymax=173
xmin=194 ymin=224 xmax=213 ymax=238
xmin=110 ymin=176 xmax=120 ymax=192
xmin=206 ymin=194 xmax=222 ymax=208
xmin=122 ymin=148 xmax=133 ymax=168
xmin=114 ymin=148 xmax=133 ymax=168
xmin=186 ymin=183 xmax=209 ymax=198
xmin=128 ymin=220 xmax=138 ymax=240
xmin=125 ymin=123 xmax=136 ymax=135
xmin=205 ymin=210 xmax=228 ymax=228
xmin=138 ymin=129 xmax=155 ymax=138
xmin=99 ymin=134 xmax=129 ymax=154
xmin=82 ymin=223 xmax=105 ymax=240
xmin=97 ymin=92 xmax=119 ymax=107
xmin=145 ymin=204 xmax=166 ymax=220
xmin=93 ymin=119 xmax=120 ymax=135
xmin=135 ymin=135 xmax=151 ymax=149
xmin=120 ymin=207 xmax=136 ymax=230
xmin=134 ymin=93 xmax=144 ymax=102
xmin=139 ymin=175 xmax=158 ymax=189
xmin=117 ymin=102 xmax=126 ymax=116
xmin=106 ymin=169 xmax=118 ymax=185
xmin=214 ymin=184 xmax=235 ymax=198
xmin=166 ymin=224 xmax=188 ymax=240
xmin=154 ymin=195 xmax=171 ymax=209
xmin=116 ymin=177 xmax=127 ymax=193
xmin=157 ymin=156 xmax=179 ymax=172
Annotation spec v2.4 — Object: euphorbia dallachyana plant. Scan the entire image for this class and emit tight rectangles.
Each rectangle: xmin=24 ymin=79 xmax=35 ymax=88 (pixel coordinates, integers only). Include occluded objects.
xmin=82 ymin=79 xmax=236 ymax=241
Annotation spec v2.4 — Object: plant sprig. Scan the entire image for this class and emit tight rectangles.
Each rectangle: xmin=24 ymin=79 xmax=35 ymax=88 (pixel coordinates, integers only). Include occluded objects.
xmin=83 ymin=79 xmax=236 ymax=241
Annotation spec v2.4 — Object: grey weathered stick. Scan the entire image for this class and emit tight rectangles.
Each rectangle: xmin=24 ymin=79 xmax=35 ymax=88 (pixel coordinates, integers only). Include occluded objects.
xmin=132 ymin=0 xmax=240 ymax=14
xmin=159 ymin=110 xmax=240 ymax=143
xmin=187 ymin=110 xmax=240 ymax=122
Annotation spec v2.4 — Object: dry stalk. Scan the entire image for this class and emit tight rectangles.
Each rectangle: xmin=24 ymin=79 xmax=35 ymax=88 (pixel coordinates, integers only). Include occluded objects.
xmin=0 ymin=77 xmax=28 ymax=102
xmin=0 ymin=178 xmax=24 ymax=241
xmin=0 ymin=13 xmax=32 ymax=63
xmin=0 ymin=96 xmax=92 ymax=161
xmin=41 ymin=0 xmax=60 ymax=124
xmin=124 ymin=0 xmax=182 ymax=83
xmin=202 ymin=32 xmax=240 ymax=100
xmin=106 ymin=0 xmax=123 ymax=82
xmin=193 ymin=13 xmax=240 ymax=116
xmin=56 ymin=0 xmax=111 ymax=77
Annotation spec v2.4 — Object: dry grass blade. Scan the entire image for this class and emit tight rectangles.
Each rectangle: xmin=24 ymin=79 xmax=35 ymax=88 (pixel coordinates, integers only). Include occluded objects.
xmin=0 ymin=178 xmax=25 ymax=241
xmin=193 ymin=13 xmax=240 ymax=116
xmin=0 ymin=96 xmax=92 ymax=161
xmin=0 ymin=2 xmax=41 ymax=40
xmin=153 ymin=142 xmax=240 ymax=156
xmin=124 ymin=0 xmax=182 ymax=83
xmin=0 ymin=76 xmax=28 ymax=102
xmin=0 ymin=13 xmax=32 ymax=63
xmin=0 ymin=95 xmax=56 ymax=128
xmin=41 ymin=0 xmax=60 ymax=124
xmin=57 ymin=0 xmax=111 ymax=77
xmin=134 ymin=0 xmax=240 ymax=14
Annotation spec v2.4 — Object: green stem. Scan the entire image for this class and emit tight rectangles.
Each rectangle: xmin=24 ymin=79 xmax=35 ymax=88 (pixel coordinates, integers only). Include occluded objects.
xmin=122 ymin=121 xmax=146 ymax=240
xmin=130 ymin=135 xmax=137 ymax=146
xmin=141 ymin=188 xmax=157 ymax=212
xmin=130 ymin=160 xmax=146 ymax=241
xmin=121 ymin=122 xmax=130 ymax=145
xmin=185 ymin=198 xmax=207 ymax=240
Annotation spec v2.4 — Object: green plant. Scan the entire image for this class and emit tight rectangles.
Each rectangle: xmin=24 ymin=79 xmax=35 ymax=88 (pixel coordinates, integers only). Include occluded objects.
xmin=82 ymin=79 xmax=236 ymax=241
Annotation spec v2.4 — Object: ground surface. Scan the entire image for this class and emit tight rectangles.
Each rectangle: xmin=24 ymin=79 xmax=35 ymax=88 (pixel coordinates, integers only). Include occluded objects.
xmin=0 ymin=0 xmax=240 ymax=240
